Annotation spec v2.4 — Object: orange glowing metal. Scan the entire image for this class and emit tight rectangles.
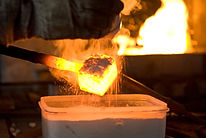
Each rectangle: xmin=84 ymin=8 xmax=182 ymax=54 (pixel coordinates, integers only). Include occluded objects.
xmin=78 ymin=54 xmax=118 ymax=96
xmin=44 ymin=56 xmax=82 ymax=72
xmin=44 ymin=54 xmax=117 ymax=96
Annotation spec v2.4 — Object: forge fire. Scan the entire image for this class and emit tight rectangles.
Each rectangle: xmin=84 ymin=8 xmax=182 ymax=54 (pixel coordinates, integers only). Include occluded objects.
xmin=2 ymin=0 xmax=206 ymax=137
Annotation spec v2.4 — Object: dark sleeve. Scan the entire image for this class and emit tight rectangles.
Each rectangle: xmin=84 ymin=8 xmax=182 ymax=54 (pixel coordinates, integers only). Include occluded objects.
xmin=0 ymin=0 xmax=123 ymax=45
xmin=0 ymin=0 xmax=34 ymax=45
xmin=0 ymin=0 xmax=21 ymax=45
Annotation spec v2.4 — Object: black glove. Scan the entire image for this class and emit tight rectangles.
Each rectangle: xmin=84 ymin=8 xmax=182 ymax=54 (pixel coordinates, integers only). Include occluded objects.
xmin=68 ymin=0 xmax=123 ymax=39
xmin=0 ymin=0 xmax=123 ymax=45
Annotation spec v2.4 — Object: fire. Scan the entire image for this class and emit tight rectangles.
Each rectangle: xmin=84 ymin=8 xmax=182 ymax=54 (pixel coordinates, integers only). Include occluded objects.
xmin=78 ymin=54 xmax=118 ymax=96
xmin=44 ymin=54 xmax=117 ymax=96
xmin=115 ymin=0 xmax=190 ymax=55
xmin=112 ymin=35 xmax=136 ymax=55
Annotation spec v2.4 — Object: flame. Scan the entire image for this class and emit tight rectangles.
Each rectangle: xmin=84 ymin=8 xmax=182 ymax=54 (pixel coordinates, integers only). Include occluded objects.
xmin=78 ymin=54 xmax=118 ymax=96
xmin=112 ymin=35 xmax=136 ymax=55
xmin=115 ymin=0 xmax=191 ymax=55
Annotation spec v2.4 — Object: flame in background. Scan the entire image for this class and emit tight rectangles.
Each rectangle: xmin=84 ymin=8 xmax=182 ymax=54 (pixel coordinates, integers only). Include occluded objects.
xmin=113 ymin=35 xmax=136 ymax=55
xmin=115 ymin=0 xmax=191 ymax=55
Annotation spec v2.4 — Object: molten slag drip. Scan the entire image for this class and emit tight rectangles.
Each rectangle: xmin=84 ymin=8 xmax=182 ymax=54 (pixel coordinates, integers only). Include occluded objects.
xmin=78 ymin=54 xmax=118 ymax=96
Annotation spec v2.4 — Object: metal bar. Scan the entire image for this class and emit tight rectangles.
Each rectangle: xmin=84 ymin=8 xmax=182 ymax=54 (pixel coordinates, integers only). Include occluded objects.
xmin=122 ymin=73 xmax=206 ymax=125
xmin=0 ymin=45 xmax=50 ymax=65
xmin=0 ymin=81 xmax=53 ymax=86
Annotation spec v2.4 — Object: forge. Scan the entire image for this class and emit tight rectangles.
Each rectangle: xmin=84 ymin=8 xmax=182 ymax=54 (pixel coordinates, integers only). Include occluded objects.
xmin=1 ymin=0 xmax=206 ymax=138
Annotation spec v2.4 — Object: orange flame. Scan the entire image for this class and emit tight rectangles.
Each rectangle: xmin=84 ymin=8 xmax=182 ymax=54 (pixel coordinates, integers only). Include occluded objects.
xmin=115 ymin=0 xmax=191 ymax=55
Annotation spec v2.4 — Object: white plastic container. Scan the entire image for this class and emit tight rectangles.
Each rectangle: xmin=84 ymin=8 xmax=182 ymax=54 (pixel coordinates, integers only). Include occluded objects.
xmin=39 ymin=94 xmax=169 ymax=138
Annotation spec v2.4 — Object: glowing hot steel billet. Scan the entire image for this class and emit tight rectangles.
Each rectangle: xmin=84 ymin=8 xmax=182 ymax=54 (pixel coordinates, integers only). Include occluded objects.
xmin=78 ymin=54 xmax=118 ymax=96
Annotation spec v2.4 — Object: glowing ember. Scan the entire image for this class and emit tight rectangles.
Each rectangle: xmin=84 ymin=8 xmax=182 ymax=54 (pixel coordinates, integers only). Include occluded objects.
xmin=115 ymin=0 xmax=190 ymax=55
xmin=78 ymin=54 xmax=118 ymax=96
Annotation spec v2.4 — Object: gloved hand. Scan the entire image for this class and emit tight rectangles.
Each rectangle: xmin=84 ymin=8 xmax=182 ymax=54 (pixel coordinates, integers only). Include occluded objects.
xmin=0 ymin=0 xmax=123 ymax=45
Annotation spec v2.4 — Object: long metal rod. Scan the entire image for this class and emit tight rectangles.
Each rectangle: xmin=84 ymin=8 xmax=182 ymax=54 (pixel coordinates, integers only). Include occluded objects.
xmin=122 ymin=73 xmax=206 ymax=125
xmin=0 ymin=45 xmax=50 ymax=65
